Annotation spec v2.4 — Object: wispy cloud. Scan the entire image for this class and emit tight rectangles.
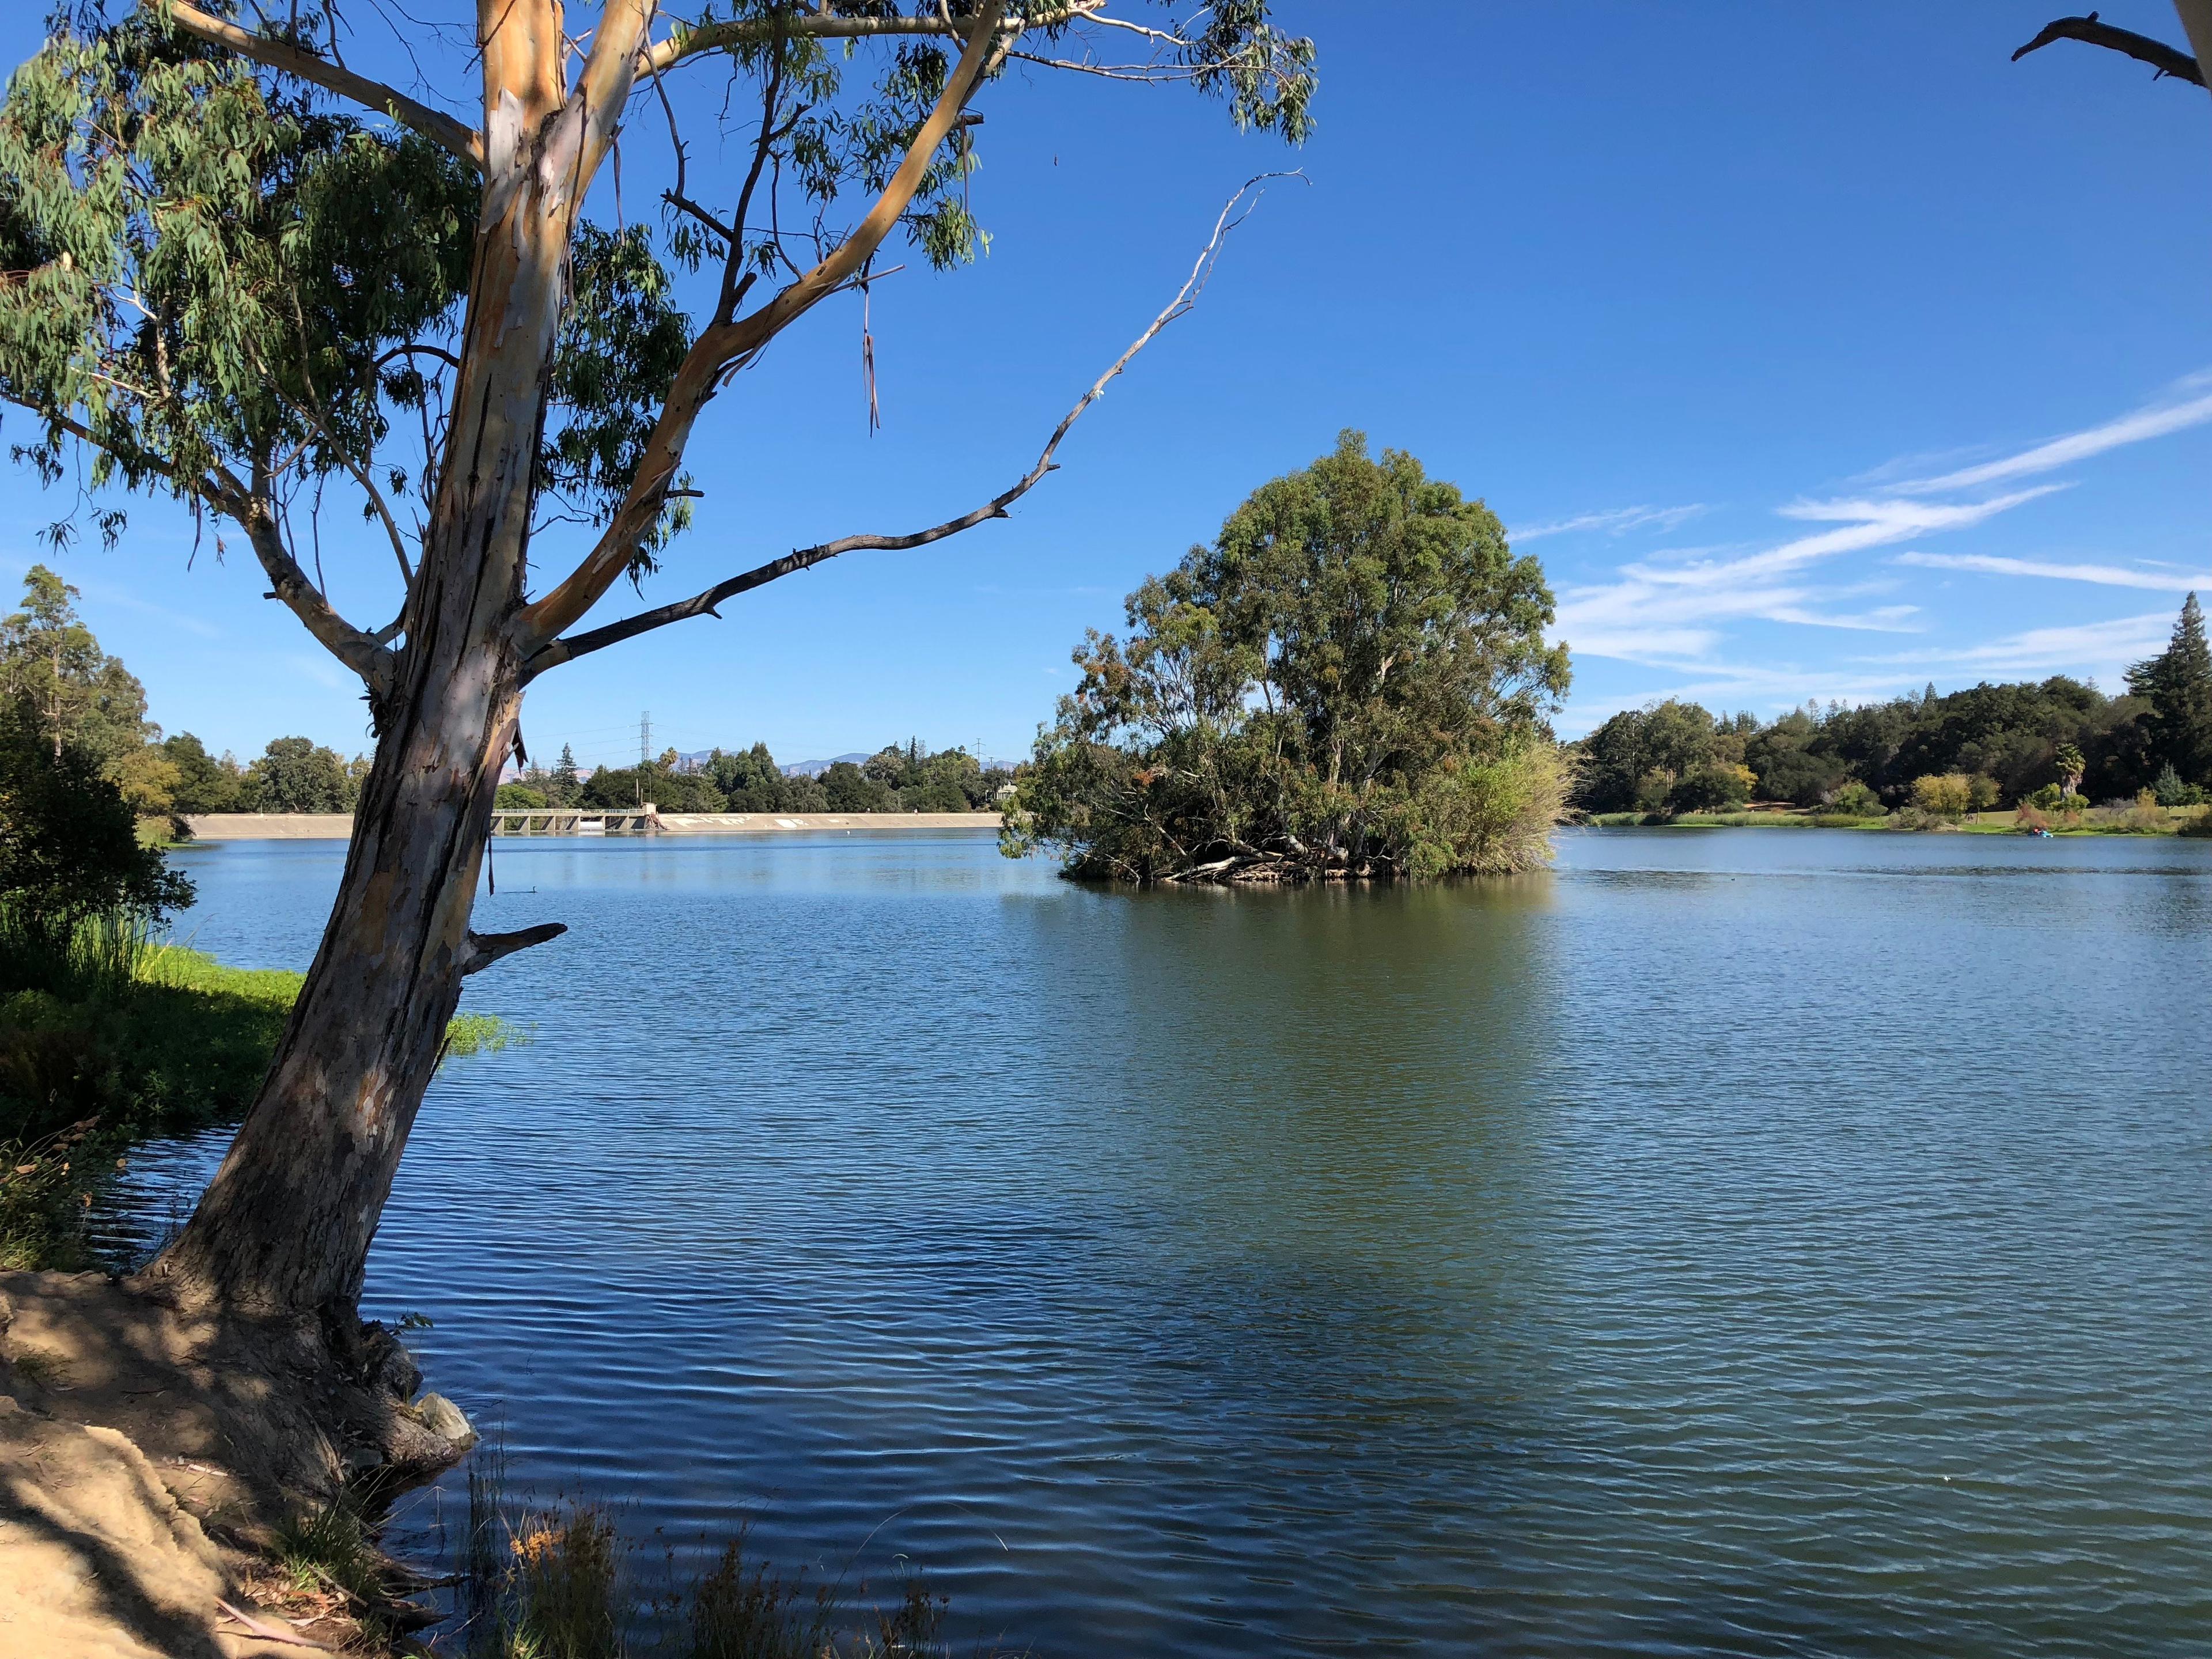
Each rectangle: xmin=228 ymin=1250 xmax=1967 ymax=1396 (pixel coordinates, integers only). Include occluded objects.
xmin=1554 ymin=490 xmax=2049 ymax=664
xmin=1891 ymin=375 xmax=2212 ymax=494
xmin=1895 ymin=551 xmax=2212 ymax=592
xmin=1850 ymin=612 xmax=2171 ymax=677
xmin=1513 ymin=503 xmax=1706 ymax=541
xmin=1668 ymin=488 xmax=2063 ymax=584
xmin=67 ymin=576 xmax=225 ymax=639
xmin=1558 ymin=373 xmax=2212 ymax=717
xmin=284 ymin=652 xmax=357 ymax=691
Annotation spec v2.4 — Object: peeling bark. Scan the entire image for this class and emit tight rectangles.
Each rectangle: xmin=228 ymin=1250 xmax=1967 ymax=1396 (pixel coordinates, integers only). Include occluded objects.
xmin=145 ymin=0 xmax=592 ymax=1317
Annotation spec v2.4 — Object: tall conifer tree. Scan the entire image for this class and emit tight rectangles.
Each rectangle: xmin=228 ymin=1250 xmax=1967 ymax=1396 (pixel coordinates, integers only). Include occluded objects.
xmin=2127 ymin=593 xmax=2212 ymax=785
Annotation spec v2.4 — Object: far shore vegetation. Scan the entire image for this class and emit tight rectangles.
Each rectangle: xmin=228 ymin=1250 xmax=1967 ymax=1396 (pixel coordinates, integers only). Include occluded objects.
xmin=1566 ymin=592 xmax=2212 ymax=838
xmin=4 ymin=563 xmax=1020 ymax=834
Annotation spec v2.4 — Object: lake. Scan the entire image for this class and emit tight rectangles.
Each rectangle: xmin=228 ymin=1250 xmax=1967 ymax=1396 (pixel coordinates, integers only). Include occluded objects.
xmin=105 ymin=828 xmax=2212 ymax=1657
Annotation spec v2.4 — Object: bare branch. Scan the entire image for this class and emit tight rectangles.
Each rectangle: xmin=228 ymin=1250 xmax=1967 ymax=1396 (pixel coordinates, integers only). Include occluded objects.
xmin=718 ymin=22 xmax=798 ymax=325
xmin=522 ymin=173 xmax=1297 ymax=680
xmin=2013 ymin=13 xmax=2205 ymax=85
xmin=518 ymin=0 xmax=1012 ymax=645
xmin=1005 ymin=51 xmax=1203 ymax=83
xmin=13 ymin=399 xmax=395 ymax=688
xmin=373 ymin=342 xmax=463 ymax=373
xmin=256 ymin=314 xmax=418 ymax=588
xmin=646 ymin=1 xmax=1105 ymax=74
xmin=226 ymin=460 xmax=398 ymax=695
xmin=165 ymin=2 xmax=487 ymax=167
xmin=458 ymin=922 xmax=568 ymax=975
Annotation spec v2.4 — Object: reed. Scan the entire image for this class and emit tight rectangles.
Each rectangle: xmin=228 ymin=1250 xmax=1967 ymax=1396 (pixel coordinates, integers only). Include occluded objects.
xmin=452 ymin=1446 xmax=970 ymax=1659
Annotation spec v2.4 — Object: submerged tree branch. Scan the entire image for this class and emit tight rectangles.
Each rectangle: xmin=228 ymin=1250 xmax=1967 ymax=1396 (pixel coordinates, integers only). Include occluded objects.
xmin=162 ymin=2 xmax=488 ymax=166
xmin=2012 ymin=13 xmax=2205 ymax=86
xmin=522 ymin=172 xmax=1299 ymax=680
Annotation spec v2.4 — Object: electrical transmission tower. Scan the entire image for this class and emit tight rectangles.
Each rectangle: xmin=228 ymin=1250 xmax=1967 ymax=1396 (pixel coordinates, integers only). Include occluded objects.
xmin=639 ymin=711 xmax=652 ymax=768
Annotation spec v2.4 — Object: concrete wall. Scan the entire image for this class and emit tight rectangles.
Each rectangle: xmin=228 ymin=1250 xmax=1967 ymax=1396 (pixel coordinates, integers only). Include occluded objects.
xmin=182 ymin=812 xmax=1002 ymax=840
xmin=184 ymin=814 xmax=357 ymax=839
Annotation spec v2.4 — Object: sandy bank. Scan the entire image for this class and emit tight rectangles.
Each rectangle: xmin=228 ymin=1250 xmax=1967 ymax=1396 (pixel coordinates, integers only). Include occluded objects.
xmin=1 ymin=1272 xmax=471 ymax=1656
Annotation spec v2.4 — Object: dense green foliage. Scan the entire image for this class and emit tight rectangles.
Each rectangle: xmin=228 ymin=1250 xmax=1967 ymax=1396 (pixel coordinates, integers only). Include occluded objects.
xmin=0 ymin=567 xmax=365 ymax=819
xmin=1 ymin=694 xmax=190 ymax=956
xmin=0 ymin=4 xmax=701 ymax=567
xmin=1573 ymin=599 xmax=2212 ymax=819
xmin=0 ymin=564 xmax=152 ymax=765
xmin=1009 ymin=433 xmax=1573 ymax=882
xmin=244 ymin=734 xmax=361 ymax=812
xmin=1 ymin=934 xmax=298 ymax=1142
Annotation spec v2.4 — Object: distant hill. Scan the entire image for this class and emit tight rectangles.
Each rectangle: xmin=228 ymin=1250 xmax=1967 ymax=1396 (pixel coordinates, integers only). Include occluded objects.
xmin=778 ymin=752 xmax=870 ymax=778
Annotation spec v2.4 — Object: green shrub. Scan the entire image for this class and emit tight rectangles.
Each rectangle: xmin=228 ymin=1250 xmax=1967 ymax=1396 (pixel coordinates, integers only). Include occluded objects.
xmin=1828 ymin=780 xmax=1883 ymax=817
xmin=1910 ymin=773 xmax=1972 ymax=820
xmin=1666 ymin=762 xmax=1754 ymax=815
xmin=1 ymin=698 xmax=191 ymax=983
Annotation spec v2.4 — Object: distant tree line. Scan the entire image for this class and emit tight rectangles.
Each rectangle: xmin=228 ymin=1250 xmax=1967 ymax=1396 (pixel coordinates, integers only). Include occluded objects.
xmin=497 ymin=740 xmax=1017 ymax=815
xmin=1572 ymin=594 xmax=2212 ymax=816
xmin=2 ymin=566 xmax=368 ymax=819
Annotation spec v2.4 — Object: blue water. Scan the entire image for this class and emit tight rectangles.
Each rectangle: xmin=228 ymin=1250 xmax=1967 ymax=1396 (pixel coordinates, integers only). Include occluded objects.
xmin=109 ymin=828 xmax=2212 ymax=1656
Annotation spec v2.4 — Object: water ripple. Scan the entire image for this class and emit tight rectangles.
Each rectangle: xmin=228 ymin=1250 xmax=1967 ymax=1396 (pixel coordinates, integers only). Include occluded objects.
xmin=100 ymin=829 xmax=2212 ymax=1658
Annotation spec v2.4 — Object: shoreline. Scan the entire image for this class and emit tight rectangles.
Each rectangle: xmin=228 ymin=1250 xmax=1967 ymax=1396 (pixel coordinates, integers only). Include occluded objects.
xmin=183 ymin=810 xmax=1004 ymax=840
xmin=1580 ymin=808 xmax=2209 ymax=837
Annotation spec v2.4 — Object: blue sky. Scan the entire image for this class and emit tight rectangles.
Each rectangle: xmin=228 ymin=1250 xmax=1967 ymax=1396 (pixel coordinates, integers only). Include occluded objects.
xmin=5 ymin=2 xmax=2211 ymax=768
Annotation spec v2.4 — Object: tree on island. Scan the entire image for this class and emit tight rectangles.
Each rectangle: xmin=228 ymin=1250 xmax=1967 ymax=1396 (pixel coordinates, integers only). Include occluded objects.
xmin=0 ymin=2 xmax=1314 ymax=1320
xmin=1007 ymin=433 xmax=1573 ymax=883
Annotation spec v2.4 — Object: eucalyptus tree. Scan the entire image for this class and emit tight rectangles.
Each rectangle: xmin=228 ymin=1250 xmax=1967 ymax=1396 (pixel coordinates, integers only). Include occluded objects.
xmin=0 ymin=1 xmax=1312 ymax=1321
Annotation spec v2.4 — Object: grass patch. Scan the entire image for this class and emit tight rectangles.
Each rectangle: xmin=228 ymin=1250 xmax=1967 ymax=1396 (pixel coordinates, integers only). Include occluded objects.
xmin=274 ymin=1495 xmax=384 ymax=1605
xmin=1 ymin=911 xmax=525 ymax=1268
xmin=446 ymin=1012 xmax=529 ymax=1059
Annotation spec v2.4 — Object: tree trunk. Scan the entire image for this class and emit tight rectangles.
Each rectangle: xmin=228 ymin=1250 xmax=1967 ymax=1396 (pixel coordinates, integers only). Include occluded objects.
xmin=143 ymin=641 xmax=518 ymax=1319
xmin=2175 ymin=0 xmax=2212 ymax=84
xmin=144 ymin=58 xmax=573 ymax=1316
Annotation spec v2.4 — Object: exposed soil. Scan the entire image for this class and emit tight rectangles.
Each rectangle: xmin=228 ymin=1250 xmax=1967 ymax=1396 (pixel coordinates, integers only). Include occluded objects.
xmin=0 ymin=1270 xmax=474 ymax=1656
